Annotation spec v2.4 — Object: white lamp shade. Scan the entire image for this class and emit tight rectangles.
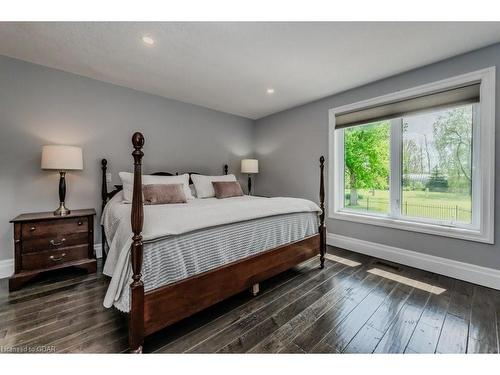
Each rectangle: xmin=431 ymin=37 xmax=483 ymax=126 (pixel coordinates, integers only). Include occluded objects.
xmin=41 ymin=145 xmax=83 ymax=170
xmin=241 ymin=159 xmax=259 ymax=174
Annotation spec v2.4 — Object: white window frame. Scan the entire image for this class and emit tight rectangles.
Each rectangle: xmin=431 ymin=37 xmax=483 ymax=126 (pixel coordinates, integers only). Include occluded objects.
xmin=328 ymin=67 xmax=495 ymax=244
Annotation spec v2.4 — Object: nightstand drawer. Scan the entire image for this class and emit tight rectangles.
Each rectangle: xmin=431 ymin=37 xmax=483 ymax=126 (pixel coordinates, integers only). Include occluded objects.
xmin=21 ymin=245 xmax=89 ymax=270
xmin=22 ymin=232 xmax=89 ymax=254
xmin=22 ymin=217 xmax=88 ymax=239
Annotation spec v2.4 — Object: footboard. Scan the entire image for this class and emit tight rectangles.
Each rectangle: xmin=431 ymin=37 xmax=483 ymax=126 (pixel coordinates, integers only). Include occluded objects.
xmin=126 ymin=132 xmax=326 ymax=353
xmin=143 ymin=234 xmax=319 ymax=336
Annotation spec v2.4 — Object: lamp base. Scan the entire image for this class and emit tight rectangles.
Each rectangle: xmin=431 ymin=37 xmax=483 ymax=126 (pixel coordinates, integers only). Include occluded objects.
xmin=54 ymin=202 xmax=71 ymax=216
xmin=247 ymin=174 xmax=252 ymax=196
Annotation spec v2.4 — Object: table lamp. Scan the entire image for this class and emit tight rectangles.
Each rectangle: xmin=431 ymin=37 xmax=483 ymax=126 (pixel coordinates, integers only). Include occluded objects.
xmin=241 ymin=159 xmax=259 ymax=195
xmin=41 ymin=145 xmax=83 ymax=216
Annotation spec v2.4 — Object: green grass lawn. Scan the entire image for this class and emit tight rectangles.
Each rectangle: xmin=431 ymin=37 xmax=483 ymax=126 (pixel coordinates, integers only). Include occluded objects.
xmin=345 ymin=189 xmax=472 ymax=223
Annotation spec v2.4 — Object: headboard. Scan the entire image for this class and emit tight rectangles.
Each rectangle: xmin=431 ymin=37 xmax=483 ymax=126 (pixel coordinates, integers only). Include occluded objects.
xmin=101 ymin=159 xmax=229 ymax=208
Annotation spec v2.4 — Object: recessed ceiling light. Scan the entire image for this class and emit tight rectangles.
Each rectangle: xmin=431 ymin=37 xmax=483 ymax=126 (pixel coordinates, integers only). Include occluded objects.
xmin=142 ymin=36 xmax=155 ymax=46
xmin=266 ymin=88 xmax=275 ymax=95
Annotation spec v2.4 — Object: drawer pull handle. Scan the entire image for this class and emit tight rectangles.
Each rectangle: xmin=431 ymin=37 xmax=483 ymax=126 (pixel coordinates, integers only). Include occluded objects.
xmin=78 ymin=221 xmax=83 ymax=226
xmin=49 ymin=253 xmax=66 ymax=262
xmin=49 ymin=238 xmax=66 ymax=246
xmin=30 ymin=226 xmax=36 ymax=231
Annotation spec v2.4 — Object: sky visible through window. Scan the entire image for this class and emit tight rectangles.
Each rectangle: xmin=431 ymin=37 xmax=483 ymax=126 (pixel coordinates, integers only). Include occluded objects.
xmin=403 ymin=111 xmax=441 ymax=169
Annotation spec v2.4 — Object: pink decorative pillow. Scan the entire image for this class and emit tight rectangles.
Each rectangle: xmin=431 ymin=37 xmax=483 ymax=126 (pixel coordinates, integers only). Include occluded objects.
xmin=212 ymin=181 xmax=244 ymax=199
xmin=143 ymin=184 xmax=187 ymax=205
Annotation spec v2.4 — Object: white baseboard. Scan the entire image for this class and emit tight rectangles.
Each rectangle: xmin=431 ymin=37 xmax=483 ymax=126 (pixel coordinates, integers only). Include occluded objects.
xmin=0 ymin=244 xmax=103 ymax=279
xmin=0 ymin=259 xmax=14 ymax=279
xmin=94 ymin=243 xmax=103 ymax=259
xmin=327 ymin=233 xmax=500 ymax=290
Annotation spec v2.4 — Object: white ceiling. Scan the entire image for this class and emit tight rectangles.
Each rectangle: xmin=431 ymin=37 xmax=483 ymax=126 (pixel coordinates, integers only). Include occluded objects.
xmin=1 ymin=22 xmax=500 ymax=119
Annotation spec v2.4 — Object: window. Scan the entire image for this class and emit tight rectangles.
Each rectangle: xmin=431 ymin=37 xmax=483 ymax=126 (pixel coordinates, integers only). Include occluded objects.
xmin=343 ymin=121 xmax=391 ymax=216
xmin=329 ymin=68 xmax=495 ymax=243
xmin=342 ymin=104 xmax=475 ymax=226
xmin=401 ymin=106 xmax=473 ymax=225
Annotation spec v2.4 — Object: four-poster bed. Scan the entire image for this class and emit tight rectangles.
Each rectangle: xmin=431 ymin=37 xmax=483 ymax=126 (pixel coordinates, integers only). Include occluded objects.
xmin=100 ymin=132 xmax=326 ymax=353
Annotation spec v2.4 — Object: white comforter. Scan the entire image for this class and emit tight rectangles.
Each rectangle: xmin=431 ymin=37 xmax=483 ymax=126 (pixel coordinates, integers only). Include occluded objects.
xmin=102 ymin=192 xmax=321 ymax=308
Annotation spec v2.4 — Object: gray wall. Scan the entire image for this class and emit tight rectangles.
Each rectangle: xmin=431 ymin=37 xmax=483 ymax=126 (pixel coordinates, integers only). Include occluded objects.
xmin=254 ymin=43 xmax=500 ymax=270
xmin=0 ymin=56 xmax=254 ymax=261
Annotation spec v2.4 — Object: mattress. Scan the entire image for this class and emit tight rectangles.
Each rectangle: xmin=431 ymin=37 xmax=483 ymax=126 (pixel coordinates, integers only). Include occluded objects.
xmin=101 ymin=192 xmax=320 ymax=312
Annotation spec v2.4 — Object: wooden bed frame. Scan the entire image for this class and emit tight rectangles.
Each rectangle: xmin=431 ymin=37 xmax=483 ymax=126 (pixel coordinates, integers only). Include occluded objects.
xmin=100 ymin=132 xmax=326 ymax=353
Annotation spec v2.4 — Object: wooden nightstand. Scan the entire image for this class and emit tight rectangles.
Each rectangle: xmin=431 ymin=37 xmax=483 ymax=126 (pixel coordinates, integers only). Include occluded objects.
xmin=9 ymin=209 xmax=97 ymax=291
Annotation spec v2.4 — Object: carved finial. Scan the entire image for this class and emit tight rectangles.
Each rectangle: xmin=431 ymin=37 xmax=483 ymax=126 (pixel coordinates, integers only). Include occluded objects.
xmin=132 ymin=132 xmax=145 ymax=150
xmin=320 ymin=155 xmax=325 ymax=165
xmin=224 ymin=164 xmax=229 ymax=175
xmin=101 ymin=159 xmax=107 ymax=168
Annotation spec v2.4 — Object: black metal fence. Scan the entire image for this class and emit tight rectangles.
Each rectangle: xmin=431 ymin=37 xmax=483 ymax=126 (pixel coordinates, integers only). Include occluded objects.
xmin=347 ymin=197 xmax=472 ymax=223
xmin=401 ymin=201 xmax=471 ymax=222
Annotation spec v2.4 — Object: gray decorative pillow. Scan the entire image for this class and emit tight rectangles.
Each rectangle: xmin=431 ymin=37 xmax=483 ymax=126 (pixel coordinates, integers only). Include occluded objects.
xmin=212 ymin=181 xmax=244 ymax=199
xmin=143 ymin=184 xmax=187 ymax=205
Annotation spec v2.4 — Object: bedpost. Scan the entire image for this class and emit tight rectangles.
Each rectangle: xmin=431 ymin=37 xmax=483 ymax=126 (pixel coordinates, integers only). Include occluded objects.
xmin=224 ymin=164 xmax=228 ymax=175
xmin=101 ymin=159 xmax=108 ymax=260
xmin=130 ymin=132 xmax=145 ymax=353
xmin=319 ymin=156 xmax=326 ymax=269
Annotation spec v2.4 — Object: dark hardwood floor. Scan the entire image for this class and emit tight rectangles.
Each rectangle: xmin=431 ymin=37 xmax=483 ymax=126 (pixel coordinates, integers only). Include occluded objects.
xmin=1 ymin=246 xmax=499 ymax=354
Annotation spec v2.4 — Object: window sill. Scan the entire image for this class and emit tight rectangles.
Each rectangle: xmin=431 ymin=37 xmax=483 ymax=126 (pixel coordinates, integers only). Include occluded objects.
xmin=329 ymin=210 xmax=492 ymax=244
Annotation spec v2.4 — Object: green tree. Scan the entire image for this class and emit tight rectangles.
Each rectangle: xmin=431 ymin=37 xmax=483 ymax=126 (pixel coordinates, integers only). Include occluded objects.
xmin=433 ymin=106 xmax=472 ymax=194
xmin=426 ymin=166 xmax=449 ymax=192
xmin=403 ymin=138 xmax=422 ymax=172
xmin=344 ymin=121 xmax=390 ymax=205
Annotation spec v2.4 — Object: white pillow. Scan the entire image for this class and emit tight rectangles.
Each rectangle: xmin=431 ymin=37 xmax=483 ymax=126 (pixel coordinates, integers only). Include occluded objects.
xmin=191 ymin=174 xmax=237 ymax=199
xmin=119 ymin=172 xmax=193 ymax=203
